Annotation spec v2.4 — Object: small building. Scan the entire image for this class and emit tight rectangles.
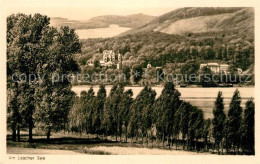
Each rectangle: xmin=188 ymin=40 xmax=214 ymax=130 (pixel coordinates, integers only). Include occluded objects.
xmin=99 ymin=60 xmax=105 ymax=66
xmin=117 ymin=53 xmax=122 ymax=70
xmin=237 ymin=68 xmax=243 ymax=74
xmin=147 ymin=62 xmax=152 ymax=69
xmin=207 ymin=63 xmax=219 ymax=73
xmin=200 ymin=64 xmax=207 ymax=69
xmin=99 ymin=50 xmax=123 ymax=68
xmin=103 ymin=50 xmax=115 ymax=63
xmin=219 ymin=64 xmax=229 ymax=74
xmin=87 ymin=59 xmax=94 ymax=66
xmin=200 ymin=63 xmax=230 ymax=74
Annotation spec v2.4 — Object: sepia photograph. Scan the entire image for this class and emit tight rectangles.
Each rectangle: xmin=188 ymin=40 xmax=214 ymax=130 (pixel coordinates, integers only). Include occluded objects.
xmin=1 ymin=0 xmax=260 ymax=163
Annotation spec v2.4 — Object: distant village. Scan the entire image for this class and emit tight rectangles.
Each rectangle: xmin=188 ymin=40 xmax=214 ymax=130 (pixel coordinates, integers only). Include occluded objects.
xmin=86 ymin=50 xmax=243 ymax=73
xmin=82 ymin=50 xmax=246 ymax=86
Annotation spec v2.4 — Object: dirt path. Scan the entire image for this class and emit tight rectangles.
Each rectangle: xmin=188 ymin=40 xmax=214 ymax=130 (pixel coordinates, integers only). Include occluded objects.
xmin=7 ymin=147 xmax=81 ymax=154
xmin=7 ymin=146 xmax=213 ymax=155
xmin=85 ymin=146 xmax=212 ymax=155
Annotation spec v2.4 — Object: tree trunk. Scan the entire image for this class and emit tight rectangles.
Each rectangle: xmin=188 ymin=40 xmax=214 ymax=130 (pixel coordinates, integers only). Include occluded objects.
xmin=195 ymin=138 xmax=198 ymax=152
xmin=119 ymin=127 xmax=122 ymax=142
xmin=162 ymin=133 xmax=165 ymax=147
xmin=168 ymin=135 xmax=171 ymax=149
xmin=182 ymin=135 xmax=185 ymax=150
xmin=28 ymin=121 xmax=33 ymax=143
xmin=63 ymin=121 xmax=66 ymax=134
xmin=12 ymin=124 xmax=16 ymax=142
xmin=236 ymin=146 xmax=239 ymax=155
xmin=142 ymin=133 xmax=144 ymax=144
xmin=28 ymin=92 xmax=35 ymax=143
xmin=125 ymin=128 xmax=128 ymax=143
xmin=11 ymin=82 xmax=19 ymax=142
xmin=176 ymin=136 xmax=178 ymax=150
xmin=221 ymin=141 xmax=224 ymax=155
xmin=151 ymin=135 xmax=153 ymax=148
xmin=116 ymin=131 xmax=118 ymax=142
xmin=147 ymin=133 xmax=149 ymax=146
xmin=17 ymin=125 xmax=20 ymax=142
xmin=47 ymin=128 xmax=51 ymax=141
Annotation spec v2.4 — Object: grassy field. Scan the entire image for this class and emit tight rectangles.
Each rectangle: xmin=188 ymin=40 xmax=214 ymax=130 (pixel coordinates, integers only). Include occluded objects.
xmin=6 ymin=132 xmax=213 ymax=155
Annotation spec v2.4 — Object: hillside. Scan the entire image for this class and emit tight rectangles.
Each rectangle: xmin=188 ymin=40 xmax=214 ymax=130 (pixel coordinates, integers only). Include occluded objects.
xmin=89 ymin=13 xmax=155 ymax=28
xmin=121 ymin=7 xmax=254 ymax=36
xmin=77 ymin=7 xmax=254 ymax=86
xmin=50 ymin=13 xmax=155 ymax=29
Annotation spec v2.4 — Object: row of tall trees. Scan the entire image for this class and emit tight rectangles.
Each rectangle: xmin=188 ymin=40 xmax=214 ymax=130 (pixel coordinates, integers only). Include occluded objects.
xmin=213 ymin=90 xmax=255 ymax=155
xmin=7 ymin=13 xmax=81 ymax=142
xmin=68 ymin=82 xmax=255 ymax=154
xmin=69 ymin=83 xmax=207 ymax=150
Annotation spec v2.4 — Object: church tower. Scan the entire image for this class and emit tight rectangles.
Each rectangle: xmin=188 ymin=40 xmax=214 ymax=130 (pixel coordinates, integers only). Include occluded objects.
xmin=117 ymin=53 xmax=122 ymax=70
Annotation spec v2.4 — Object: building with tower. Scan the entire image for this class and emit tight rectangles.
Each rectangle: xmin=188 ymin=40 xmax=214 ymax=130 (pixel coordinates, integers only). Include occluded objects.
xmin=100 ymin=50 xmax=122 ymax=69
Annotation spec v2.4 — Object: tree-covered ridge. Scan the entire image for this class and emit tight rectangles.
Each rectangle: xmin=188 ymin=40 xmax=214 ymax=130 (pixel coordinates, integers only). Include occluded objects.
xmin=50 ymin=13 xmax=155 ymax=30
xmin=121 ymin=7 xmax=252 ymax=36
xmin=79 ymin=26 xmax=254 ymax=73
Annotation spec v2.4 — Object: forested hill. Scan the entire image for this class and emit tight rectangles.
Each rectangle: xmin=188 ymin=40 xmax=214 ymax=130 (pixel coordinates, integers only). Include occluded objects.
xmin=121 ymin=7 xmax=254 ymax=36
xmin=50 ymin=13 xmax=155 ymax=29
xmin=78 ymin=7 xmax=254 ymax=79
xmin=89 ymin=13 xmax=155 ymax=28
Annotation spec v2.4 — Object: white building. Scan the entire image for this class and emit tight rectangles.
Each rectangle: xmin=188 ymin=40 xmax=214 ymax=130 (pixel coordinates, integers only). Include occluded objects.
xmin=147 ymin=62 xmax=152 ymax=69
xmin=200 ymin=63 xmax=230 ymax=74
xmin=102 ymin=50 xmax=115 ymax=63
xmin=219 ymin=64 xmax=229 ymax=74
xmin=100 ymin=50 xmax=122 ymax=69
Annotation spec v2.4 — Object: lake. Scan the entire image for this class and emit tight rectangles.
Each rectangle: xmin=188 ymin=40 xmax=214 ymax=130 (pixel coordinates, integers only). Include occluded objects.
xmin=71 ymin=86 xmax=255 ymax=119
xmin=75 ymin=24 xmax=131 ymax=39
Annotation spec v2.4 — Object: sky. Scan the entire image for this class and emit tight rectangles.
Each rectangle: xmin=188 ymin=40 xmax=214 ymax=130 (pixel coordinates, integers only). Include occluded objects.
xmin=3 ymin=0 xmax=179 ymax=20
xmin=3 ymin=0 xmax=258 ymax=20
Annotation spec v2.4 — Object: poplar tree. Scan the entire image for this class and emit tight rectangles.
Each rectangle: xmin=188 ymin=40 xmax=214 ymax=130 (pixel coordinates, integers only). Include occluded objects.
xmin=203 ymin=119 xmax=211 ymax=152
xmin=103 ymin=84 xmax=117 ymax=137
xmin=85 ymin=87 xmax=95 ymax=134
xmin=154 ymin=82 xmax=181 ymax=148
xmin=92 ymin=85 xmax=106 ymax=136
xmin=103 ymin=84 xmax=123 ymax=141
xmin=240 ymin=99 xmax=255 ymax=154
xmin=227 ymin=89 xmax=242 ymax=153
xmin=187 ymin=107 xmax=204 ymax=150
xmin=141 ymin=87 xmax=156 ymax=144
xmin=129 ymin=86 xmax=156 ymax=143
xmin=118 ymin=89 xmax=133 ymax=142
xmin=213 ymin=91 xmax=226 ymax=154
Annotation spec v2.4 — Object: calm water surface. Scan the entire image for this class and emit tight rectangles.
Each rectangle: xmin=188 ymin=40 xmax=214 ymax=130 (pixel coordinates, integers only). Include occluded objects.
xmin=75 ymin=24 xmax=131 ymax=39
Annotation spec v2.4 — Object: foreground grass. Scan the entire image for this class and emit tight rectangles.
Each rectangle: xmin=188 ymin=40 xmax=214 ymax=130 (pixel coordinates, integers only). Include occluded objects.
xmin=6 ymin=132 xmax=213 ymax=155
